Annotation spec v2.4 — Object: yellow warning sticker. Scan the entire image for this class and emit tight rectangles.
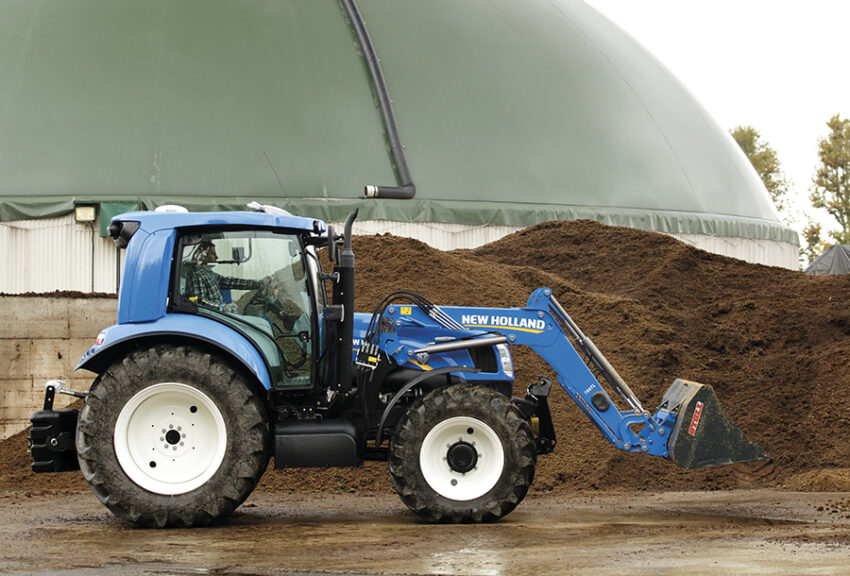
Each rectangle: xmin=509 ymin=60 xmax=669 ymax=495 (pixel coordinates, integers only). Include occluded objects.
xmin=400 ymin=306 xmax=413 ymax=315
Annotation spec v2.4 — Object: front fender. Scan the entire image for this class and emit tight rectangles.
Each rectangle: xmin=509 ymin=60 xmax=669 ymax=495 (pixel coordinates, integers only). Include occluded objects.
xmin=76 ymin=314 xmax=273 ymax=389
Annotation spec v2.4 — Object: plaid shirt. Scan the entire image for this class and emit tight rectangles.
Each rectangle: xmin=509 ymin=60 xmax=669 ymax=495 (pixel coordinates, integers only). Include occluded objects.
xmin=189 ymin=266 xmax=260 ymax=306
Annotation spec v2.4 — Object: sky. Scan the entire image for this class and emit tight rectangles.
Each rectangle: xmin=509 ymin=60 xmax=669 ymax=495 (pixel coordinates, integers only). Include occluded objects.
xmin=582 ymin=0 xmax=850 ymax=239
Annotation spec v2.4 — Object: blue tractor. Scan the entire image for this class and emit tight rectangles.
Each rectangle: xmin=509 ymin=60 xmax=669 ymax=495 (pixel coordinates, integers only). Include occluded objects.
xmin=30 ymin=205 xmax=765 ymax=527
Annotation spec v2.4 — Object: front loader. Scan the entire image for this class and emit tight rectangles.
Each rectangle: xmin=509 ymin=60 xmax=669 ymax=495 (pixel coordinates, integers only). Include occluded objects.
xmin=29 ymin=205 xmax=765 ymax=527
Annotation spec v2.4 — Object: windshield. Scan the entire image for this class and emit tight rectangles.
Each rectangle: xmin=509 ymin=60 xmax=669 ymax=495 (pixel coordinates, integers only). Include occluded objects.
xmin=175 ymin=230 xmax=314 ymax=389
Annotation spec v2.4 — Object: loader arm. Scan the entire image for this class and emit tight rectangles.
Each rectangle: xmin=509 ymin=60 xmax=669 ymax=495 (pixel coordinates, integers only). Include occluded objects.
xmin=378 ymin=287 xmax=765 ymax=468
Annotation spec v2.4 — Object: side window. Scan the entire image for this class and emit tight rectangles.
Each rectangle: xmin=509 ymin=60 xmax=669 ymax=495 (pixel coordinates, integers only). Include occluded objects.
xmin=176 ymin=231 xmax=313 ymax=388
xmin=181 ymin=236 xmax=260 ymax=308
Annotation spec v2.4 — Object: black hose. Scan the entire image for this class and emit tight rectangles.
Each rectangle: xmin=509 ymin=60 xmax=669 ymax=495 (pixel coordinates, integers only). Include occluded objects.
xmin=339 ymin=0 xmax=416 ymax=200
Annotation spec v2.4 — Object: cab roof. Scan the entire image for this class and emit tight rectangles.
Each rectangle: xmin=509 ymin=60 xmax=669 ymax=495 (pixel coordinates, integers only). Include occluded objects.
xmin=114 ymin=210 xmax=327 ymax=234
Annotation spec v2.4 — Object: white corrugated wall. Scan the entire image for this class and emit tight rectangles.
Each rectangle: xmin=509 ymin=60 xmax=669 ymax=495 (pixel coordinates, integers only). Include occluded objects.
xmin=669 ymin=233 xmax=799 ymax=270
xmin=345 ymin=221 xmax=800 ymax=270
xmin=0 ymin=214 xmax=798 ymax=294
xmin=0 ymin=214 xmax=122 ymax=294
xmin=348 ymin=220 xmax=521 ymax=251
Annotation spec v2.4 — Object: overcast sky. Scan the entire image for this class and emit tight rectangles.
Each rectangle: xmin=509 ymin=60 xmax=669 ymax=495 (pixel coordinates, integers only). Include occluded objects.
xmin=582 ymin=0 xmax=850 ymax=237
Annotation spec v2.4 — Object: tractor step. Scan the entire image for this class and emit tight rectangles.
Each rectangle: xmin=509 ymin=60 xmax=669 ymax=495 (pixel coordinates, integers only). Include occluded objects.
xmin=273 ymin=418 xmax=363 ymax=468
xmin=662 ymin=379 xmax=767 ymax=469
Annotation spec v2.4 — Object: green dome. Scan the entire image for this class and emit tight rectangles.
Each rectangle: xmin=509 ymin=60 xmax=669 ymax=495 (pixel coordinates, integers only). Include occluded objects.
xmin=0 ymin=0 xmax=795 ymax=244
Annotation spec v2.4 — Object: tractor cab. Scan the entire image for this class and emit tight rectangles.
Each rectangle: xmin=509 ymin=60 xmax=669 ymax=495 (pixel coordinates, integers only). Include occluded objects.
xmin=170 ymin=229 xmax=323 ymax=390
xmin=73 ymin=206 xmax=344 ymax=397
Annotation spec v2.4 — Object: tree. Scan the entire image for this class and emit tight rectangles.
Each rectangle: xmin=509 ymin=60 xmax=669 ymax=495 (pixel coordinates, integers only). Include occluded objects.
xmin=810 ymin=115 xmax=850 ymax=244
xmin=730 ymin=125 xmax=789 ymax=215
xmin=801 ymin=222 xmax=826 ymax=264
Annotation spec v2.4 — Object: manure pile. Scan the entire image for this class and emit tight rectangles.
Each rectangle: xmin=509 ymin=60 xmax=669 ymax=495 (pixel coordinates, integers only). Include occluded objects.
xmin=3 ymin=220 xmax=849 ymax=496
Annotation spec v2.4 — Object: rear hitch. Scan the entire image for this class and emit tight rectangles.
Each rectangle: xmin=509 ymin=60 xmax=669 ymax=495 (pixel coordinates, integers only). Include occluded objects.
xmin=513 ymin=376 xmax=557 ymax=454
xmin=43 ymin=380 xmax=88 ymax=404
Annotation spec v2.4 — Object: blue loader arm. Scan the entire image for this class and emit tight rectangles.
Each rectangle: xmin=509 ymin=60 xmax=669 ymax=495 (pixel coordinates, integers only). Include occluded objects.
xmin=380 ymin=288 xmax=766 ymax=468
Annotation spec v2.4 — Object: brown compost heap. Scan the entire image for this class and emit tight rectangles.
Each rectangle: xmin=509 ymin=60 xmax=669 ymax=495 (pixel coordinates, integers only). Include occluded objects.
xmin=2 ymin=220 xmax=849 ymax=496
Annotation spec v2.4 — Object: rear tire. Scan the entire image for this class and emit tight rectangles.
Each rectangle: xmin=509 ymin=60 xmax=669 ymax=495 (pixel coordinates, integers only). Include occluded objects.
xmin=76 ymin=344 xmax=270 ymax=527
xmin=389 ymin=385 xmax=536 ymax=523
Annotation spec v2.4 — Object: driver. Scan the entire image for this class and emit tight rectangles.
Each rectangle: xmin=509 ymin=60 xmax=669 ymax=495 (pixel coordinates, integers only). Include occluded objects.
xmin=188 ymin=240 xmax=262 ymax=310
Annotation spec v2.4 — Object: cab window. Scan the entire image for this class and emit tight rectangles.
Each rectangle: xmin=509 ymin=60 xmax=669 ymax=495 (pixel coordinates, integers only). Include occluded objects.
xmin=174 ymin=230 xmax=313 ymax=389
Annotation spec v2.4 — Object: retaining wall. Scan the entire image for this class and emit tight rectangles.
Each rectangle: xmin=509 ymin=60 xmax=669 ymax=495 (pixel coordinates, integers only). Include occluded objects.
xmin=0 ymin=296 xmax=117 ymax=438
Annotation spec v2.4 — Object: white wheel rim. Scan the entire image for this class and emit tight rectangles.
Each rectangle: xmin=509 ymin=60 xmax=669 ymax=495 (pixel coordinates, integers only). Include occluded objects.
xmin=419 ymin=416 xmax=505 ymax=501
xmin=113 ymin=382 xmax=227 ymax=495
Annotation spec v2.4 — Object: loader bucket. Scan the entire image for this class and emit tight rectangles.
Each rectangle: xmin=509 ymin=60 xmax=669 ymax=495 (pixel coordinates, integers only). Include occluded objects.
xmin=661 ymin=379 xmax=766 ymax=469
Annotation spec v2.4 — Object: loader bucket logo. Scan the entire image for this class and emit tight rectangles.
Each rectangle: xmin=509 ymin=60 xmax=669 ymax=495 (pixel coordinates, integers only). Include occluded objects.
xmin=688 ymin=401 xmax=704 ymax=436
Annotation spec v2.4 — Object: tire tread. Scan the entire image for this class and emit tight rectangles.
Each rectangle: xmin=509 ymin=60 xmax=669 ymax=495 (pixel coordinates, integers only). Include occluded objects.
xmin=76 ymin=344 xmax=270 ymax=528
xmin=389 ymin=385 xmax=536 ymax=523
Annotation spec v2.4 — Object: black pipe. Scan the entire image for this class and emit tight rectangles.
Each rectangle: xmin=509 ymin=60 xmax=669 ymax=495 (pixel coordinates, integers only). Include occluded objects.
xmin=374 ymin=366 xmax=480 ymax=447
xmin=334 ymin=209 xmax=359 ymax=393
xmin=339 ymin=0 xmax=416 ymax=200
xmin=364 ymin=184 xmax=416 ymax=200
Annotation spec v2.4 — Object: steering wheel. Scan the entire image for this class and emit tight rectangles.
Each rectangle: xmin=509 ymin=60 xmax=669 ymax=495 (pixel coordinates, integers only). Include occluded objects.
xmin=271 ymin=323 xmax=309 ymax=373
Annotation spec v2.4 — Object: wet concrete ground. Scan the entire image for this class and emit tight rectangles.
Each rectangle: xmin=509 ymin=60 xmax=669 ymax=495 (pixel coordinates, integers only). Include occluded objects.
xmin=1 ymin=490 xmax=848 ymax=575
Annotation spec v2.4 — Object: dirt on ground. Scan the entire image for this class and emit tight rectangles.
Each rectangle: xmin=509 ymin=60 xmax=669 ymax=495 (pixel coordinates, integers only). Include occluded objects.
xmin=3 ymin=220 xmax=850 ymax=498
xmin=2 ymin=490 xmax=849 ymax=576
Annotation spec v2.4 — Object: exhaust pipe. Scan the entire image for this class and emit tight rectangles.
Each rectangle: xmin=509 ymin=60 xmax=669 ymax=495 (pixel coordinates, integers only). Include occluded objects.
xmin=333 ymin=209 xmax=358 ymax=394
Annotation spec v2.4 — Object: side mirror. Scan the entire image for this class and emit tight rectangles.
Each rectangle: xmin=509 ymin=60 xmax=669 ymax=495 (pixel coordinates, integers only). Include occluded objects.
xmin=231 ymin=247 xmax=245 ymax=263
xmin=323 ymin=304 xmax=344 ymax=323
xmin=327 ymin=225 xmax=337 ymax=263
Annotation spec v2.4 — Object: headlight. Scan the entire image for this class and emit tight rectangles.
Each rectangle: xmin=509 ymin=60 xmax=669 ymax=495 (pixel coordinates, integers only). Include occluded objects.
xmin=496 ymin=344 xmax=514 ymax=379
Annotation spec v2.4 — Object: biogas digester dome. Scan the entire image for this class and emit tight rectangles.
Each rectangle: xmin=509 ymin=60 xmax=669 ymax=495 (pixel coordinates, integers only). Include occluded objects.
xmin=0 ymin=0 xmax=797 ymax=292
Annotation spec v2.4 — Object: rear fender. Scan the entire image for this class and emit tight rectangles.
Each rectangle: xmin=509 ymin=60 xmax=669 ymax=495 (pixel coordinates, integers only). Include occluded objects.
xmin=76 ymin=314 xmax=273 ymax=389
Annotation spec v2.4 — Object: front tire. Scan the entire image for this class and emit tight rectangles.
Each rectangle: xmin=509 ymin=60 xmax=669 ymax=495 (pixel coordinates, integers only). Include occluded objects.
xmin=76 ymin=345 xmax=270 ymax=527
xmin=389 ymin=385 xmax=536 ymax=523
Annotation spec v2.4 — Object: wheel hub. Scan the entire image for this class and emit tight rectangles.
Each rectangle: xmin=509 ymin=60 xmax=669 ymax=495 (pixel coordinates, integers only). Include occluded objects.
xmin=155 ymin=418 xmax=189 ymax=457
xmin=113 ymin=382 xmax=227 ymax=496
xmin=419 ymin=416 xmax=505 ymax=501
xmin=165 ymin=429 xmax=181 ymax=445
xmin=446 ymin=440 xmax=478 ymax=473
